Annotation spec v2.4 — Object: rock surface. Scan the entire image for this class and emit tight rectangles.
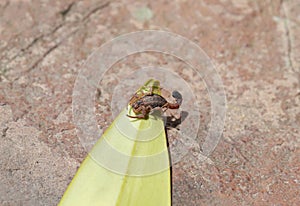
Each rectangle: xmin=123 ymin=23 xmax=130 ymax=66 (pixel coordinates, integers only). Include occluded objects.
xmin=0 ymin=0 xmax=299 ymax=205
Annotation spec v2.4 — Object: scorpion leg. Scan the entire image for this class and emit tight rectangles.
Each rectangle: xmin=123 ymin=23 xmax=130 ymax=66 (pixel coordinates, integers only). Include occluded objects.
xmin=127 ymin=106 xmax=151 ymax=119
xmin=161 ymin=103 xmax=169 ymax=112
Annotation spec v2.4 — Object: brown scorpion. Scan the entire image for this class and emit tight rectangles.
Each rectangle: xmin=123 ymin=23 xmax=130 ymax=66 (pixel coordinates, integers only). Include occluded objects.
xmin=127 ymin=89 xmax=182 ymax=119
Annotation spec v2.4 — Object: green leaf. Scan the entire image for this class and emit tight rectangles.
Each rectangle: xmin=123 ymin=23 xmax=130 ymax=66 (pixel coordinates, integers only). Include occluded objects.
xmin=59 ymin=79 xmax=171 ymax=206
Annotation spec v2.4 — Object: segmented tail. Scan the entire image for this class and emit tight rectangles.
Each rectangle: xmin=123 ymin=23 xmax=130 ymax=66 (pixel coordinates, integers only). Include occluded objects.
xmin=172 ymin=90 xmax=182 ymax=105
xmin=167 ymin=91 xmax=182 ymax=109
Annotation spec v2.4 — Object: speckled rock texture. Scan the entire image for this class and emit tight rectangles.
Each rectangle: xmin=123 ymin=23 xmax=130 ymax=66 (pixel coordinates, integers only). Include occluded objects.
xmin=0 ymin=0 xmax=299 ymax=205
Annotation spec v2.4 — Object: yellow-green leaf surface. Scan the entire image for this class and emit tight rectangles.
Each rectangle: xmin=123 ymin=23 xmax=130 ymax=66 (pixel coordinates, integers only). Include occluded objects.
xmin=59 ymin=79 xmax=171 ymax=206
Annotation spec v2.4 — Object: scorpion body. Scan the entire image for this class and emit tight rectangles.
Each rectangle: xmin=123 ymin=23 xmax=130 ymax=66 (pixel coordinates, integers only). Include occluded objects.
xmin=127 ymin=90 xmax=182 ymax=119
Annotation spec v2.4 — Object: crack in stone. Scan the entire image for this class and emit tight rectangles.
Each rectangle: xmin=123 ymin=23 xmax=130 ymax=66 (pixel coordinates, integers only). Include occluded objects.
xmin=27 ymin=42 xmax=61 ymax=73
xmin=60 ymin=2 xmax=75 ymax=17
xmin=26 ymin=28 xmax=79 ymax=73
xmin=25 ymin=2 xmax=110 ymax=72
xmin=5 ymin=1 xmax=110 ymax=77
xmin=1 ymin=126 xmax=8 ymax=138
xmin=7 ymin=35 xmax=43 ymax=64
xmin=8 ymin=23 xmax=64 ymax=64
xmin=21 ymin=35 xmax=43 ymax=52
xmin=82 ymin=1 xmax=110 ymax=22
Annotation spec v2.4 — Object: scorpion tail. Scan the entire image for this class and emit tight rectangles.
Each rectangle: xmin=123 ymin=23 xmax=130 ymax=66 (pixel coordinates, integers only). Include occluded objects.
xmin=172 ymin=90 xmax=183 ymax=105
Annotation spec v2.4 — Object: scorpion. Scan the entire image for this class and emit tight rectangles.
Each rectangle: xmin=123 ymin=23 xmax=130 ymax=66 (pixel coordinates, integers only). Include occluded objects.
xmin=127 ymin=89 xmax=182 ymax=119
